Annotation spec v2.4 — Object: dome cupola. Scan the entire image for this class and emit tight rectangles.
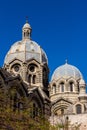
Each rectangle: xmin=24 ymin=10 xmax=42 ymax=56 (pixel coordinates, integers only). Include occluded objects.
xmin=4 ymin=21 xmax=49 ymax=89
xmin=51 ymin=62 xmax=83 ymax=81
xmin=4 ymin=21 xmax=48 ymax=65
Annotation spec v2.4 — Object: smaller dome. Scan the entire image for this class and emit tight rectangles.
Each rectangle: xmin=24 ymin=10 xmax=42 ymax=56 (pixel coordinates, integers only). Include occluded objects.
xmin=23 ymin=22 xmax=31 ymax=29
xmin=51 ymin=63 xmax=83 ymax=81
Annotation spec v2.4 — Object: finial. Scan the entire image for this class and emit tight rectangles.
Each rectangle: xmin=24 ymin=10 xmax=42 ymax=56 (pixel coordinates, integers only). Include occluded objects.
xmin=26 ymin=16 xmax=28 ymax=23
xmin=65 ymin=59 xmax=68 ymax=64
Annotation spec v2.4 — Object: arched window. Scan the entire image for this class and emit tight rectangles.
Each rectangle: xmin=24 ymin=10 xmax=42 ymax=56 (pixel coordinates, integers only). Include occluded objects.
xmin=28 ymin=64 xmax=38 ymax=84
xmin=53 ymin=84 xmax=56 ymax=94
xmin=61 ymin=109 xmax=64 ymax=115
xmin=70 ymin=82 xmax=74 ymax=92
xmin=28 ymin=75 xmax=32 ymax=83
xmin=60 ymin=82 xmax=64 ymax=92
xmin=11 ymin=63 xmax=21 ymax=73
xmin=28 ymin=63 xmax=36 ymax=72
xmin=76 ymin=104 xmax=82 ymax=114
xmin=27 ymin=30 xmax=29 ymax=37
xmin=33 ymin=75 xmax=36 ymax=84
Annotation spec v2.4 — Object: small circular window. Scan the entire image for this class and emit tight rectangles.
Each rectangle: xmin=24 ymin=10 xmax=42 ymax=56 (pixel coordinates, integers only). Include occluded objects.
xmin=29 ymin=65 xmax=35 ymax=72
xmin=14 ymin=65 xmax=20 ymax=72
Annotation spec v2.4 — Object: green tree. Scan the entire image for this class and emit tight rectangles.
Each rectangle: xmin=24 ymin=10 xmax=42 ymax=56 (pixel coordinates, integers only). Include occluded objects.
xmin=0 ymin=85 xmax=50 ymax=130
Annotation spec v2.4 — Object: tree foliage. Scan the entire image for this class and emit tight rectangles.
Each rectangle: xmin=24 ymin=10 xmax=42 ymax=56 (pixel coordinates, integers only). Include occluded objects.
xmin=0 ymin=86 xmax=50 ymax=130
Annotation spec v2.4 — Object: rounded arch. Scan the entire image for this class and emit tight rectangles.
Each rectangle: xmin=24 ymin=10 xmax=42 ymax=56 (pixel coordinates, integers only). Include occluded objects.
xmin=28 ymin=63 xmax=38 ymax=84
xmin=52 ymin=83 xmax=56 ymax=94
xmin=69 ymin=81 xmax=74 ymax=92
xmin=33 ymin=75 xmax=36 ymax=84
xmin=11 ymin=63 xmax=21 ymax=73
xmin=52 ymin=104 xmax=69 ymax=116
xmin=59 ymin=81 xmax=65 ymax=93
xmin=28 ymin=63 xmax=38 ymax=73
xmin=67 ymin=78 xmax=77 ymax=92
xmin=7 ymin=85 xmax=26 ymax=112
xmin=56 ymin=79 xmax=66 ymax=93
xmin=67 ymin=78 xmax=77 ymax=84
xmin=76 ymin=104 xmax=82 ymax=114
xmin=28 ymin=93 xmax=44 ymax=117
xmin=9 ymin=59 xmax=22 ymax=70
xmin=27 ymin=61 xmax=39 ymax=70
xmin=57 ymin=78 xmax=66 ymax=84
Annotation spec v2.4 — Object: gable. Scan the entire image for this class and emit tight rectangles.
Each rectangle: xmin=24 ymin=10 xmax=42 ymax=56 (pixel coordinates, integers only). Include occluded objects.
xmin=51 ymin=97 xmax=73 ymax=114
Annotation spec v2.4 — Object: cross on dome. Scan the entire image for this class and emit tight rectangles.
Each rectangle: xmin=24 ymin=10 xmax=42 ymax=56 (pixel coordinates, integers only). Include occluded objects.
xmin=26 ymin=16 xmax=28 ymax=23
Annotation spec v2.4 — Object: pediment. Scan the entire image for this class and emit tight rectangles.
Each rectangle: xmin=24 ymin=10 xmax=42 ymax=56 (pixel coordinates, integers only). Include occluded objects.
xmin=52 ymin=97 xmax=73 ymax=115
xmin=56 ymin=77 xmax=66 ymax=83
xmin=52 ymin=97 xmax=73 ymax=106
xmin=67 ymin=77 xmax=77 ymax=82
xmin=26 ymin=58 xmax=40 ymax=65
xmin=9 ymin=58 xmax=23 ymax=64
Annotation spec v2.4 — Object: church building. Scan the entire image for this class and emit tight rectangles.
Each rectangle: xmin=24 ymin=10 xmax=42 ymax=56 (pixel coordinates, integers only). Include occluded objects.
xmin=1 ymin=21 xmax=87 ymax=128
xmin=2 ymin=21 xmax=50 ymax=117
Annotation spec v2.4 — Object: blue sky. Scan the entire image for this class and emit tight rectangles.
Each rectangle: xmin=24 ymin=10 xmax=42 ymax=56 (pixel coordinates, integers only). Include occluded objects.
xmin=0 ymin=0 xmax=87 ymax=81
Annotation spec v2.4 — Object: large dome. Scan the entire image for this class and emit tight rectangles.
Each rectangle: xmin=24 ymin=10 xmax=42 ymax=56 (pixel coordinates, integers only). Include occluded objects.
xmin=4 ymin=40 xmax=48 ymax=64
xmin=51 ymin=63 xmax=83 ymax=81
xmin=4 ymin=22 xmax=48 ymax=65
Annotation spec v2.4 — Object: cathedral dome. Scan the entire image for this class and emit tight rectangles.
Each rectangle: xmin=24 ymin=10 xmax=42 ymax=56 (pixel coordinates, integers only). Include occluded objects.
xmin=51 ymin=63 xmax=83 ymax=81
xmin=4 ymin=22 xmax=48 ymax=65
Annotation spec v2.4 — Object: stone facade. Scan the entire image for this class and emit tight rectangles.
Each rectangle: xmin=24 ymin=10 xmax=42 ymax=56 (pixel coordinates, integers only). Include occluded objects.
xmin=3 ymin=21 xmax=50 ymax=117
xmin=1 ymin=21 xmax=87 ymax=128
xmin=49 ymin=63 xmax=87 ymax=128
